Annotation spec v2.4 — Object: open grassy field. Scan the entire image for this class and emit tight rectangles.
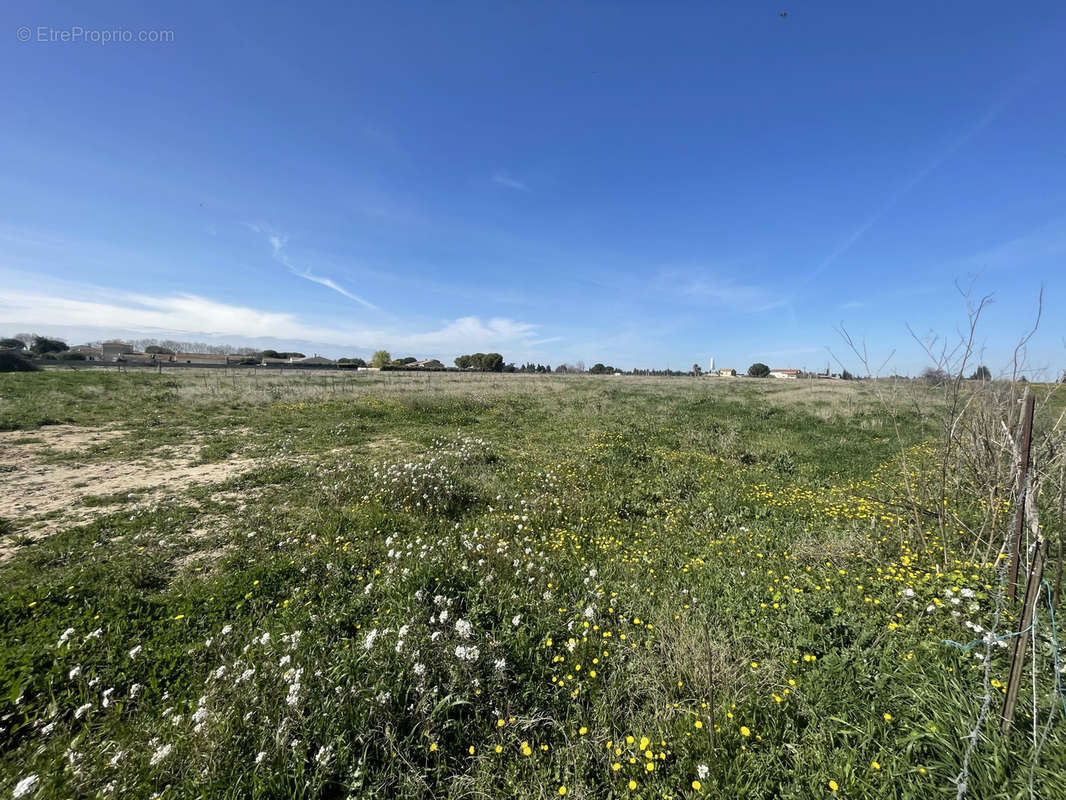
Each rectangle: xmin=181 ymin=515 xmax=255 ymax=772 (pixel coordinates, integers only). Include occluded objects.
xmin=1 ymin=369 xmax=1063 ymax=799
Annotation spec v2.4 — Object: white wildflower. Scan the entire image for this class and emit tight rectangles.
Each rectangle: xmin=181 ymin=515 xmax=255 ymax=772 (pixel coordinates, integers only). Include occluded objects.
xmin=12 ymin=775 xmax=38 ymax=798
xmin=149 ymin=743 xmax=172 ymax=766
xmin=454 ymin=619 xmax=473 ymax=639
xmin=68 ymin=666 xmax=81 ymax=680
xmin=57 ymin=628 xmax=75 ymax=648
xmin=454 ymin=645 xmax=479 ymax=662
xmin=255 ymin=751 xmax=267 ymax=765
xmin=74 ymin=703 xmax=92 ymax=719
xmin=128 ymin=645 xmax=142 ymax=660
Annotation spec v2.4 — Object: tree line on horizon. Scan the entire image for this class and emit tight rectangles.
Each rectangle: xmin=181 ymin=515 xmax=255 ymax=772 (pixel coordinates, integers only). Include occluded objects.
xmin=0 ymin=333 xmax=1055 ymax=382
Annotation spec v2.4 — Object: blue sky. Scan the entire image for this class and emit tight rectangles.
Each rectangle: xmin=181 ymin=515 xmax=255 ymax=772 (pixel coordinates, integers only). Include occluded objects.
xmin=2 ymin=1 xmax=1064 ymax=375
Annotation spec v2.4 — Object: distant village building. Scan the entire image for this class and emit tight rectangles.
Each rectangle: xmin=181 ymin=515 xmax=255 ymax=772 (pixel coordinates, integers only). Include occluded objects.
xmin=409 ymin=358 xmax=444 ymax=370
xmin=174 ymin=352 xmax=230 ymax=365
xmin=716 ymin=368 xmax=737 ymax=377
xmin=101 ymin=341 xmax=134 ymax=361
xmin=293 ymin=354 xmax=336 ymax=366
xmin=769 ymin=369 xmax=801 ymax=379
xmin=69 ymin=346 xmax=103 ymax=361
xmin=117 ymin=352 xmax=160 ymax=364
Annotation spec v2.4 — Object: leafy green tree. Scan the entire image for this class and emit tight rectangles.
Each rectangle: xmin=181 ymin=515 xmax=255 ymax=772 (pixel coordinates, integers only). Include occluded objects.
xmin=371 ymin=350 xmax=392 ymax=368
xmin=32 ymin=336 xmax=67 ymax=354
xmin=0 ymin=338 xmax=25 ymax=351
xmin=0 ymin=351 xmax=38 ymax=372
xmin=747 ymin=362 xmax=770 ymax=378
xmin=693 ymin=363 xmax=702 ymax=376
xmin=145 ymin=345 xmax=174 ymax=354
xmin=454 ymin=353 xmax=504 ymax=371
xmin=969 ymin=365 xmax=992 ymax=381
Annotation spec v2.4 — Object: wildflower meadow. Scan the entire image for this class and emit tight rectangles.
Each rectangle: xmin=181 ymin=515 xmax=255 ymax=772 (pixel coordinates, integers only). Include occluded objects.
xmin=1 ymin=369 xmax=1064 ymax=798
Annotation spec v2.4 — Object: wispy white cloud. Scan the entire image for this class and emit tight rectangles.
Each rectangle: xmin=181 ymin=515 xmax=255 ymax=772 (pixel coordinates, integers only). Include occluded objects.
xmin=0 ymin=284 xmax=552 ymax=359
xmin=248 ymin=224 xmax=379 ymax=311
xmin=290 ymin=270 xmax=379 ymax=308
xmin=678 ymin=278 xmax=788 ymax=312
xmin=839 ymin=300 xmax=866 ymax=310
xmin=960 ymin=220 xmax=1066 ymax=271
xmin=492 ymin=173 xmax=529 ymax=191
xmin=805 ymin=83 xmax=1021 ymax=284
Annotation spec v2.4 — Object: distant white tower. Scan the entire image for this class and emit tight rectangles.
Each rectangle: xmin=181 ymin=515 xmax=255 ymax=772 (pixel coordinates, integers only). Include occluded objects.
xmin=709 ymin=356 xmax=715 ymax=373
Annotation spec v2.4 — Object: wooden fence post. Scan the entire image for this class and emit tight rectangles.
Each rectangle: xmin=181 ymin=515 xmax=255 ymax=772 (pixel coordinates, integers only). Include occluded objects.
xmin=1008 ymin=394 xmax=1035 ymax=602
xmin=1000 ymin=536 xmax=1047 ymax=734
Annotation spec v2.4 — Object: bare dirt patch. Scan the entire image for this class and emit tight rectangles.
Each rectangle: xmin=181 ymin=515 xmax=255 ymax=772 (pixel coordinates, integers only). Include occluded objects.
xmin=0 ymin=425 xmax=264 ymax=558
xmin=0 ymin=423 xmax=126 ymax=456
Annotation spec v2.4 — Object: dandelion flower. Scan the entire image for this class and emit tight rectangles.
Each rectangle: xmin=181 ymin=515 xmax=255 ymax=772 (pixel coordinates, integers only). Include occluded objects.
xmin=558 ymin=787 xmax=567 ymax=796
xmin=740 ymin=726 xmax=751 ymax=737
xmin=692 ymin=780 xmax=702 ymax=791
xmin=829 ymin=780 xmax=839 ymax=792
xmin=628 ymin=780 xmax=637 ymax=790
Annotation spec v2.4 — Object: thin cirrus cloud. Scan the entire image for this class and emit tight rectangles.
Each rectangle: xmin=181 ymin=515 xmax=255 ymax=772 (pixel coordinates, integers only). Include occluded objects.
xmin=677 ymin=278 xmax=789 ymax=313
xmin=247 ymin=224 xmax=380 ymax=311
xmin=491 ymin=173 xmax=529 ymax=191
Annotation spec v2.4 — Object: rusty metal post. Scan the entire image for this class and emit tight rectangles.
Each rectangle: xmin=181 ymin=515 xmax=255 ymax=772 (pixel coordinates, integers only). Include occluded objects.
xmin=1008 ymin=394 xmax=1035 ymax=602
xmin=1001 ymin=536 xmax=1047 ymax=734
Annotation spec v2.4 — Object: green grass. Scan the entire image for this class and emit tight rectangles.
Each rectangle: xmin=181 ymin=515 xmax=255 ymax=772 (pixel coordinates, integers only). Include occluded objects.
xmin=0 ymin=369 xmax=1063 ymax=799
